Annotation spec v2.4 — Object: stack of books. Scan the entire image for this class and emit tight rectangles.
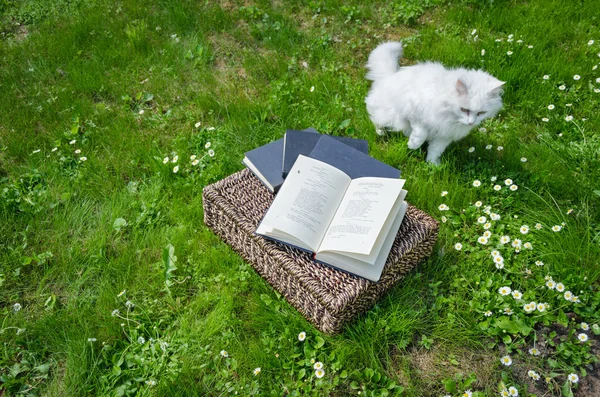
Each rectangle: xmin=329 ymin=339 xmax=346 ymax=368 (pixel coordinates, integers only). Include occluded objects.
xmin=242 ymin=129 xmax=408 ymax=282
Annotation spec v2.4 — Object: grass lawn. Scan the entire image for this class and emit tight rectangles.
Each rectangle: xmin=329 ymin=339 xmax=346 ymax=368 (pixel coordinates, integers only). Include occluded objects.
xmin=1 ymin=0 xmax=600 ymax=396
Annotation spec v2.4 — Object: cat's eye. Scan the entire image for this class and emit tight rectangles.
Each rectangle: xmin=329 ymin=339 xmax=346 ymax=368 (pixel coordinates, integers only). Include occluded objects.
xmin=461 ymin=108 xmax=469 ymax=114
xmin=477 ymin=111 xmax=486 ymax=116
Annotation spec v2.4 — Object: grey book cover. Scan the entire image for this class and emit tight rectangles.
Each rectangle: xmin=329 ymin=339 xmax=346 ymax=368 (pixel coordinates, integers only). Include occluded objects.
xmin=282 ymin=129 xmax=369 ymax=178
xmin=309 ymin=135 xmax=400 ymax=179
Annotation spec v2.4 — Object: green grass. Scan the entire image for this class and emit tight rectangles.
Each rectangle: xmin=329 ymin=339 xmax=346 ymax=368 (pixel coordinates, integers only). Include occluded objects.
xmin=1 ymin=0 xmax=600 ymax=396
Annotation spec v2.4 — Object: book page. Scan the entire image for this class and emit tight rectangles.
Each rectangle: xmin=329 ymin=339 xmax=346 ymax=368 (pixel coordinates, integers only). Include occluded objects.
xmin=317 ymin=178 xmax=405 ymax=255
xmin=256 ymin=155 xmax=351 ymax=251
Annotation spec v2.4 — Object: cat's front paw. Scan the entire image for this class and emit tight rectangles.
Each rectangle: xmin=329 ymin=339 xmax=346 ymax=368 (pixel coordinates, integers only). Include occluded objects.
xmin=375 ymin=126 xmax=386 ymax=136
xmin=407 ymin=140 xmax=423 ymax=150
xmin=425 ymin=156 xmax=441 ymax=165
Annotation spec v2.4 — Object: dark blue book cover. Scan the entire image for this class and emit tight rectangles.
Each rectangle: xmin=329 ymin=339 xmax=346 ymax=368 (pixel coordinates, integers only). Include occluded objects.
xmin=309 ymin=135 xmax=400 ymax=179
xmin=282 ymin=129 xmax=369 ymax=178
xmin=242 ymin=138 xmax=284 ymax=193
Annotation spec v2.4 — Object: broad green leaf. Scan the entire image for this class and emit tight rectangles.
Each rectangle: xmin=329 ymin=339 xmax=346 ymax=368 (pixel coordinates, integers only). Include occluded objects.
xmin=113 ymin=217 xmax=127 ymax=231
xmin=163 ymin=244 xmax=177 ymax=287
xmin=314 ymin=335 xmax=325 ymax=349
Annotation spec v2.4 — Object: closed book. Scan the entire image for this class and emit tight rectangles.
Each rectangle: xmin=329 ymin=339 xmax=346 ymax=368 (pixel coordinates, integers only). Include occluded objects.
xmin=282 ymin=129 xmax=369 ymax=178
xmin=242 ymin=138 xmax=284 ymax=193
xmin=309 ymin=135 xmax=400 ymax=179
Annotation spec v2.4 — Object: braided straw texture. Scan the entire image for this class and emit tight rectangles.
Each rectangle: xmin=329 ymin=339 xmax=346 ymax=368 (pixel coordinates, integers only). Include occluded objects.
xmin=203 ymin=169 xmax=439 ymax=334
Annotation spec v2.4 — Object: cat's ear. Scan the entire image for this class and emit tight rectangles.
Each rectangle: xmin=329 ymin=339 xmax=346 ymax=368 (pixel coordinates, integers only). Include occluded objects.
xmin=456 ymin=79 xmax=468 ymax=96
xmin=489 ymin=80 xmax=506 ymax=96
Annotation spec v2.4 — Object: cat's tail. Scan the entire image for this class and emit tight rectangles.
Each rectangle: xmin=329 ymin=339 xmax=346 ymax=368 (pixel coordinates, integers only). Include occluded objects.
xmin=365 ymin=41 xmax=403 ymax=81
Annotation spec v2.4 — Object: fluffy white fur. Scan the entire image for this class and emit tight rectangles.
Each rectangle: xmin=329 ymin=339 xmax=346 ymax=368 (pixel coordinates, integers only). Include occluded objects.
xmin=365 ymin=41 xmax=505 ymax=164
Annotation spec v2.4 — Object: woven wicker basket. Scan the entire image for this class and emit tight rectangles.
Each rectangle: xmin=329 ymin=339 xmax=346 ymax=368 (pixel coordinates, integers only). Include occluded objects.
xmin=203 ymin=169 xmax=439 ymax=334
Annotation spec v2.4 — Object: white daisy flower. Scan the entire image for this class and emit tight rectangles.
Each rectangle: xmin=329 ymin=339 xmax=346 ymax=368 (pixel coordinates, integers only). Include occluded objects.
xmin=87 ymin=338 xmax=97 ymax=342
xmin=535 ymin=260 xmax=544 ymax=266
xmin=528 ymin=45 xmax=533 ymax=49
xmin=314 ymin=362 xmax=323 ymax=370
xmin=79 ymin=157 xmax=87 ymax=162
xmin=524 ymin=242 xmax=532 ymax=249
xmin=520 ymin=225 xmax=529 ymax=234
xmin=220 ymin=350 xmax=228 ymax=357
xmin=475 ymin=201 xmax=483 ymax=207
xmin=505 ymin=178 xmax=513 ymax=186
xmin=477 ymin=216 xmax=487 ymax=224
xmin=504 ymin=308 xmax=514 ymax=315
xmin=173 ymin=165 xmax=179 ymax=173
xmin=484 ymin=310 xmax=492 ymax=317
xmin=573 ymin=75 xmax=581 ymax=80
xmin=491 ymin=250 xmax=500 ymax=257
xmin=479 ymin=127 xmax=487 ymax=132
xmin=441 ymin=191 xmax=448 ymax=196
xmin=556 ymin=283 xmax=565 ymax=292
xmin=510 ymin=185 xmax=518 ymax=191
xmin=564 ymin=291 xmax=573 ymax=300
xmin=494 ymin=185 xmax=502 ymax=191
xmin=589 ymin=40 xmax=595 ymax=45
xmin=546 ymin=280 xmax=556 ymax=289
xmin=491 ymin=213 xmax=501 ymax=221
xmin=512 ymin=290 xmax=522 ymax=300
xmin=208 ymin=149 xmax=215 ymax=157
xmin=117 ymin=289 xmax=126 ymax=297
xmin=529 ymin=347 xmax=541 ymax=356
xmin=523 ymin=302 xmax=536 ymax=313
xmin=441 ymin=216 xmax=447 ymax=223
xmin=511 ymin=239 xmax=522 ymax=248
xmin=195 ymin=121 xmax=202 ymax=128
xmin=500 ymin=355 xmax=512 ymax=366
xmin=581 ymin=322 xmax=590 ymax=330
xmin=543 ymin=75 xmax=550 ymax=80
xmin=468 ymin=147 xmax=475 ymax=153
xmin=438 ymin=204 xmax=449 ymax=211
xmin=486 ymin=144 xmax=493 ymax=149
xmin=497 ymin=146 xmax=504 ymax=151
xmin=146 ymin=379 xmax=157 ymax=387
xmin=69 ymin=139 xmax=77 ymax=144
xmin=508 ymin=386 xmax=518 ymax=396
xmin=537 ymin=303 xmax=548 ymax=312
xmin=138 ymin=336 xmax=145 ymax=344
xmin=520 ymin=157 xmax=527 ymax=162
xmin=483 ymin=231 xmax=492 ymax=238
xmin=172 ymin=155 xmax=179 ymax=163
xmin=501 ymin=389 xmax=510 ymax=397
xmin=473 ymin=180 xmax=481 ymax=187
xmin=552 ymin=225 xmax=562 ymax=232
xmin=481 ymin=49 xmax=485 ymax=56
xmin=298 ymin=332 xmax=306 ymax=341
xmin=190 ymin=155 xmax=197 ymax=160
xmin=500 ymin=235 xmax=510 ymax=244
xmin=499 ymin=286 xmax=511 ymax=296
xmin=567 ymin=208 xmax=573 ymax=214
xmin=483 ymin=222 xmax=492 ymax=230
xmin=254 ymin=367 xmax=261 ymax=376
xmin=559 ymin=85 xmax=566 ymax=90
xmin=535 ymin=223 xmax=542 ymax=230
xmin=568 ymin=373 xmax=579 ymax=383
xmin=565 ymin=115 xmax=573 ymax=121
xmin=315 ymin=369 xmax=325 ymax=378
xmin=478 ymin=236 xmax=489 ymax=245
xmin=163 ymin=157 xmax=169 ymax=164
xmin=463 ymin=391 xmax=472 ymax=397
xmin=578 ymin=333 xmax=588 ymax=342
xmin=454 ymin=243 xmax=463 ymax=251
xmin=205 ymin=142 xmax=211 ymax=149
xmin=192 ymin=159 xmax=199 ymax=166
xmin=507 ymin=51 xmax=513 ymax=55
xmin=548 ymin=104 xmax=555 ymax=110
xmin=111 ymin=309 xmax=119 ymax=317
xmin=542 ymin=117 xmax=549 ymax=122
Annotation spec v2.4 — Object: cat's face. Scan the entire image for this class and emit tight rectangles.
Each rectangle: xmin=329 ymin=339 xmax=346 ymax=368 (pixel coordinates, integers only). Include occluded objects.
xmin=453 ymin=74 xmax=505 ymax=127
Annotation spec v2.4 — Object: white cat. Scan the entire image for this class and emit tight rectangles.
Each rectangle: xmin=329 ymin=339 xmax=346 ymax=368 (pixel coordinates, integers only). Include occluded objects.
xmin=365 ymin=41 xmax=505 ymax=164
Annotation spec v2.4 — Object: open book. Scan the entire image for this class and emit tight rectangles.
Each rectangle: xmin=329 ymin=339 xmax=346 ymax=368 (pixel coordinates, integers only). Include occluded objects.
xmin=256 ymin=155 xmax=407 ymax=282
